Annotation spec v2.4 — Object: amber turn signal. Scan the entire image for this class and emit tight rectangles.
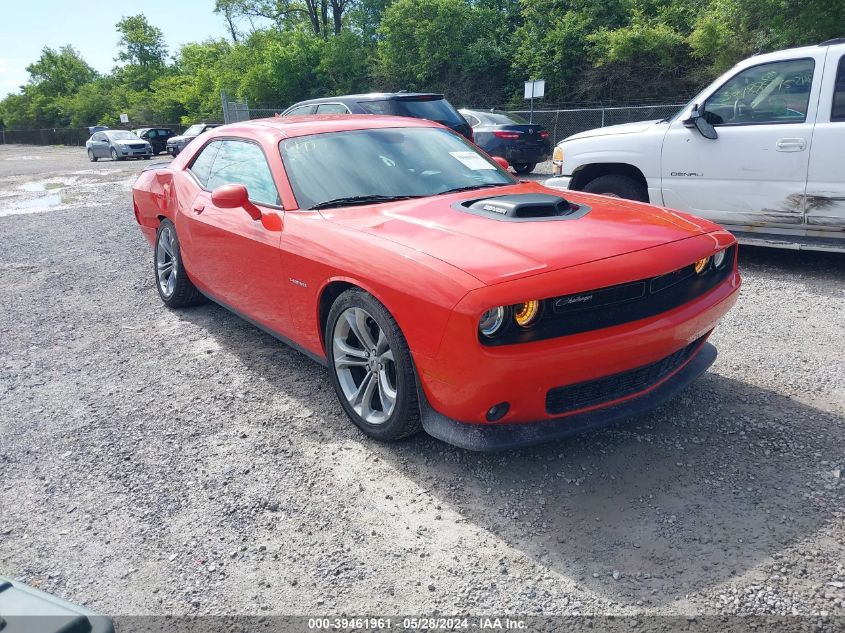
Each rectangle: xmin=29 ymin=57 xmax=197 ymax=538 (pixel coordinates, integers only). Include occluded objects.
xmin=694 ymin=257 xmax=710 ymax=274
xmin=514 ymin=300 xmax=540 ymax=327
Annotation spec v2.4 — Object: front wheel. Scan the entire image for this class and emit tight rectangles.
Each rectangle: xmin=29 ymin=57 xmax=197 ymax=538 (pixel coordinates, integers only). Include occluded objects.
xmin=110 ymin=148 xmax=121 ymax=162
xmin=513 ymin=162 xmax=536 ymax=175
xmin=582 ymin=174 xmax=648 ymax=202
xmin=326 ymin=289 xmax=421 ymax=442
xmin=154 ymin=219 xmax=205 ymax=308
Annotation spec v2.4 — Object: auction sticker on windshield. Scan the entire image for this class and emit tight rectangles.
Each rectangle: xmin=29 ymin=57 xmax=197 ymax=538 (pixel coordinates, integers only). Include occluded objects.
xmin=449 ymin=151 xmax=495 ymax=170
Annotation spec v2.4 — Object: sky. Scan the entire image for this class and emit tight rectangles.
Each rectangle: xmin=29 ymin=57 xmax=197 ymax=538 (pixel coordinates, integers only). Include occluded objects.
xmin=0 ymin=0 xmax=232 ymax=97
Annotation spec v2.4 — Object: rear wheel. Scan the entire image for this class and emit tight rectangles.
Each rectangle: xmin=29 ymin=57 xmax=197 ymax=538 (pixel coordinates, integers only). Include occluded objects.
xmin=513 ymin=162 xmax=536 ymax=175
xmin=87 ymin=149 xmax=97 ymax=162
xmin=154 ymin=219 xmax=204 ymax=308
xmin=326 ymin=289 xmax=421 ymax=442
xmin=582 ymin=174 xmax=648 ymax=202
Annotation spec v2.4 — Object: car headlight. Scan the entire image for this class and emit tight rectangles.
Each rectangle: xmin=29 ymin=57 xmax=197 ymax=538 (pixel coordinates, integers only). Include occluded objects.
xmin=694 ymin=256 xmax=711 ymax=274
xmin=552 ymin=146 xmax=564 ymax=176
xmin=479 ymin=307 xmax=507 ymax=338
xmin=514 ymin=300 xmax=540 ymax=327
xmin=713 ymin=249 xmax=727 ymax=269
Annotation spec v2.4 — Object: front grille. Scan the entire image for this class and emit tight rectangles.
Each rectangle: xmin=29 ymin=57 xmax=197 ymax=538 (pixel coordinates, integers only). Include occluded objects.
xmin=129 ymin=143 xmax=146 ymax=149
xmin=545 ymin=336 xmax=705 ymax=415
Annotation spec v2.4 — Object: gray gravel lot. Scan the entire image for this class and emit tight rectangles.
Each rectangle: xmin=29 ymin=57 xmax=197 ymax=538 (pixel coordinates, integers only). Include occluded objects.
xmin=0 ymin=144 xmax=843 ymax=618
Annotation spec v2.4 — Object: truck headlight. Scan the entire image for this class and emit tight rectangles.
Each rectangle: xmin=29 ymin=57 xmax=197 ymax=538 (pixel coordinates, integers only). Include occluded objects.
xmin=552 ymin=146 xmax=564 ymax=176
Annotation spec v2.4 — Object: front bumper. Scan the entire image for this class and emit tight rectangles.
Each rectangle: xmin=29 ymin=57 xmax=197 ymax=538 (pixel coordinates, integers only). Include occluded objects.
xmin=421 ymin=341 xmax=716 ymax=451
xmin=412 ymin=232 xmax=740 ymax=434
xmin=544 ymin=175 xmax=571 ymax=189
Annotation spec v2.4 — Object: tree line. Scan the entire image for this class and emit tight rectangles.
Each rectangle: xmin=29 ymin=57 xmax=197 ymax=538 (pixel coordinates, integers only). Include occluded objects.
xmin=0 ymin=0 xmax=840 ymax=130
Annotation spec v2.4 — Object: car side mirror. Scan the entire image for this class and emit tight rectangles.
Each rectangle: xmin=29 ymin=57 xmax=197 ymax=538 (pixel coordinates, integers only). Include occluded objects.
xmin=492 ymin=156 xmax=510 ymax=171
xmin=211 ymin=184 xmax=262 ymax=221
xmin=684 ymin=104 xmax=718 ymax=140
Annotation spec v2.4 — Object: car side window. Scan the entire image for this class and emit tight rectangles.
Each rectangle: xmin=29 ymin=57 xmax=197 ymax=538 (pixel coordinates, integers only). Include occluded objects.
xmin=704 ymin=58 xmax=815 ymax=125
xmin=146 ymin=130 xmax=156 ymax=138
xmin=832 ymin=56 xmax=845 ymax=122
xmin=316 ymin=103 xmax=350 ymax=114
xmin=358 ymin=100 xmax=391 ymax=115
xmin=285 ymin=105 xmax=315 ymax=116
xmin=206 ymin=140 xmax=281 ymax=206
xmin=189 ymin=140 xmax=222 ymax=187
xmin=93 ymin=132 xmax=105 ymax=142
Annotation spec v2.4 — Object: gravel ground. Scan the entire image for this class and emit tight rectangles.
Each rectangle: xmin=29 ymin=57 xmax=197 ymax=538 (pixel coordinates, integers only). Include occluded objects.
xmin=0 ymin=144 xmax=843 ymax=619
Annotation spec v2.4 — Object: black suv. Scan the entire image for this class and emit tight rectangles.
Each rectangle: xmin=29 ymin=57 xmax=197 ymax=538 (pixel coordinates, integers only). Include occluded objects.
xmin=281 ymin=93 xmax=473 ymax=141
xmin=134 ymin=127 xmax=175 ymax=155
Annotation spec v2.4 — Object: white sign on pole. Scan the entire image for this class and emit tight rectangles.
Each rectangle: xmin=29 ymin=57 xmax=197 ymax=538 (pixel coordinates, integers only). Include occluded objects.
xmin=524 ymin=79 xmax=546 ymax=100
xmin=119 ymin=113 xmax=129 ymax=123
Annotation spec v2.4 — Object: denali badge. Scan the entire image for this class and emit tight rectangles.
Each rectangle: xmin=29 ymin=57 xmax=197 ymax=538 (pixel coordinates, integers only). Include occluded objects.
xmin=555 ymin=294 xmax=594 ymax=308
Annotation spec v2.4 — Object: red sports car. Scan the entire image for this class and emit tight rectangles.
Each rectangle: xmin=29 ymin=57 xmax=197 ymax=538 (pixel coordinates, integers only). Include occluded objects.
xmin=132 ymin=115 xmax=741 ymax=451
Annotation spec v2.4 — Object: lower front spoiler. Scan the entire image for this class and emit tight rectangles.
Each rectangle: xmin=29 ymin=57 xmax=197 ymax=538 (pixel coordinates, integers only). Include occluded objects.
xmin=420 ymin=342 xmax=717 ymax=452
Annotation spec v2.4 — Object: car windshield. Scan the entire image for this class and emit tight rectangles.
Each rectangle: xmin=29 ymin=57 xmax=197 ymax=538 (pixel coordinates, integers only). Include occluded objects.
xmin=280 ymin=127 xmax=516 ymax=210
xmin=184 ymin=124 xmax=205 ymax=136
xmin=107 ymin=131 xmax=138 ymax=140
xmin=483 ymin=111 xmax=528 ymax=125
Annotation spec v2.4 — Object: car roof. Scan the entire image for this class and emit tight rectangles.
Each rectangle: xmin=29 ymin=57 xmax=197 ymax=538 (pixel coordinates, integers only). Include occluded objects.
xmin=290 ymin=93 xmax=445 ymax=107
xmin=209 ymin=114 xmax=443 ymax=139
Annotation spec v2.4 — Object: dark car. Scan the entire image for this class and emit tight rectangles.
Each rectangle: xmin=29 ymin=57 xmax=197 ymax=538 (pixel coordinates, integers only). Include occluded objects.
xmin=134 ymin=127 xmax=175 ymax=155
xmin=282 ymin=93 xmax=473 ymax=141
xmin=459 ymin=109 xmax=551 ymax=174
xmin=166 ymin=123 xmax=221 ymax=156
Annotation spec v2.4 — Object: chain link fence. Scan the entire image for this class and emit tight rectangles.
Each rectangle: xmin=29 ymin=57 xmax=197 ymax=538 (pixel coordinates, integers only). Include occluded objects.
xmin=222 ymin=93 xmax=685 ymax=146
xmin=0 ymin=124 xmax=188 ymax=147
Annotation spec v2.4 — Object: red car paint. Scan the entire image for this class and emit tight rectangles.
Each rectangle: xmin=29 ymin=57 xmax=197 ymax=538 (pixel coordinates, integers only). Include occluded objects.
xmin=133 ymin=115 xmax=740 ymax=441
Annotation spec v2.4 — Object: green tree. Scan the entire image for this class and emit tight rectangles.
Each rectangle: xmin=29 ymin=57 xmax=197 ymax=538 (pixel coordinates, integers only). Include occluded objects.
xmin=115 ymin=14 xmax=169 ymax=69
xmin=25 ymin=46 xmax=97 ymax=98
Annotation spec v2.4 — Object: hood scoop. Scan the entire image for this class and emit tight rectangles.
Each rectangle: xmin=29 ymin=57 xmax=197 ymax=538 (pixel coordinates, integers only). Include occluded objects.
xmin=456 ymin=193 xmax=590 ymax=222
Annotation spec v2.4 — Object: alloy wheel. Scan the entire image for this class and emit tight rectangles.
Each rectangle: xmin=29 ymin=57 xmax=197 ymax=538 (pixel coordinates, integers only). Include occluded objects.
xmin=155 ymin=225 xmax=178 ymax=298
xmin=332 ymin=307 xmax=397 ymax=425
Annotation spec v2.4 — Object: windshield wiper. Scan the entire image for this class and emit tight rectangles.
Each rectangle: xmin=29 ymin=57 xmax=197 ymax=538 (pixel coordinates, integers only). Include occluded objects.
xmin=437 ymin=182 xmax=512 ymax=195
xmin=310 ymin=194 xmax=423 ymax=210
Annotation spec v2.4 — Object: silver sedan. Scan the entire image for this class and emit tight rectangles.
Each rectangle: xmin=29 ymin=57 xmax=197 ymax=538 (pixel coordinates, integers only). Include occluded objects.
xmin=86 ymin=130 xmax=152 ymax=162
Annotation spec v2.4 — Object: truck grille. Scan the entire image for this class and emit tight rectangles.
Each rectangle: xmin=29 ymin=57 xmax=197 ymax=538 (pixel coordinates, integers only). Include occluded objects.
xmin=545 ymin=335 xmax=705 ymax=415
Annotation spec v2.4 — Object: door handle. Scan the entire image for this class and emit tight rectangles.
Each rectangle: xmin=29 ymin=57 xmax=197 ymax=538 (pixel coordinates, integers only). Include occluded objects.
xmin=192 ymin=203 xmax=205 ymax=214
xmin=776 ymin=138 xmax=806 ymax=152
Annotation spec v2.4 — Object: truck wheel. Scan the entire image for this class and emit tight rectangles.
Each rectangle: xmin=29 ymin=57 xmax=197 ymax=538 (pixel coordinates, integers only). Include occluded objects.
xmin=513 ymin=162 xmax=536 ymax=175
xmin=582 ymin=174 xmax=648 ymax=202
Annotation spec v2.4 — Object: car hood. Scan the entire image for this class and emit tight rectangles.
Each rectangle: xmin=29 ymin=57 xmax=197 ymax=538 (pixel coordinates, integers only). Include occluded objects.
xmin=564 ymin=119 xmax=662 ymax=143
xmin=321 ymin=182 xmax=713 ymax=285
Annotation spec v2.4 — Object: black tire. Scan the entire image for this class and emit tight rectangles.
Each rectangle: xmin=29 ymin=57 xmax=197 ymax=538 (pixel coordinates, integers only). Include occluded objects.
xmin=110 ymin=148 xmax=122 ymax=162
xmin=513 ymin=162 xmax=536 ymax=175
xmin=326 ymin=289 xmax=421 ymax=442
xmin=87 ymin=149 xmax=97 ymax=162
xmin=143 ymin=156 xmax=151 ymax=160
xmin=154 ymin=219 xmax=205 ymax=308
xmin=582 ymin=174 xmax=648 ymax=202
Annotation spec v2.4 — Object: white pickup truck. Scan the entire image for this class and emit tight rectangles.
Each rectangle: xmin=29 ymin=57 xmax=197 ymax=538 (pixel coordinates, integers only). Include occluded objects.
xmin=545 ymin=39 xmax=845 ymax=253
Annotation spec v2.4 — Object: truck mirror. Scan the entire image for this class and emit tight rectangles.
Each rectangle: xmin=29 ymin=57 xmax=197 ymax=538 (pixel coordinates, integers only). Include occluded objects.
xmin=684 ymin=104 xmax=718 ymax=140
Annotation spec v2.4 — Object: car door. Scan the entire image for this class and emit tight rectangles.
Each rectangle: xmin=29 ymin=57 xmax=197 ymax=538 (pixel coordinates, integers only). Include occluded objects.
xmin=805 ymin=51 xmax=845 ymax=231
xmin=92 ymin=132 xmax=108 ymax=157
xmin=180 ymin=138 xmax=291 ymax=334
xmin=660 ymin=54 xmax=825 ymax=228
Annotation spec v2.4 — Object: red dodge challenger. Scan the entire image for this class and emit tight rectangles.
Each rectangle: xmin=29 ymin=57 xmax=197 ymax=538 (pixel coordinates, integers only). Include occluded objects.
xmin=132 ymin=115 xmax=741 ymax=451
